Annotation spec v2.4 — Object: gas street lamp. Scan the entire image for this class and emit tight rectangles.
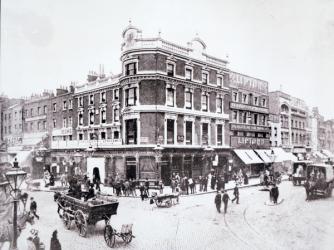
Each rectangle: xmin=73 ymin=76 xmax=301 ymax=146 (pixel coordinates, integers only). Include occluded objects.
xmin=5 ymin=159 xmax=27 ymax=250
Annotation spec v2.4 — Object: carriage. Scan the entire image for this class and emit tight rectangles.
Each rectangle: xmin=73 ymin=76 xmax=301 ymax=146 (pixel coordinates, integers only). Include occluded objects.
xmin=55 ymin=192 xmax=134 ymax=248
xmin=291 ymin=162 xmax=310 ymax=186
xmin=307 ymin=164 xmax=334 ymax=199
xmin=151 ymin=192 xmax=179 ymax=208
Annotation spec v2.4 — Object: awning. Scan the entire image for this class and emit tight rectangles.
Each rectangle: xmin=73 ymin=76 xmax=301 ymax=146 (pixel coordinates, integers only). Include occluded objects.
xmin=271 ymin=148 xmax=298 ymax=162
xmin=313 ymin=151 xmax=327 ymax=159
xmin=234 ymin=149 xmax=264 ymax=165
xmin=254 ymin=150 xmax=273 ymax=163
xmin=321 ymin=149 xmax=334 ymax=158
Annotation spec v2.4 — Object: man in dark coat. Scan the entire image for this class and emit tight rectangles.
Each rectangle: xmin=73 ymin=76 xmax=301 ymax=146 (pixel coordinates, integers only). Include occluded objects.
xmin=144 ymin=178 xmax=150 ymax=196
xmin=214 ymin=191 xmax=222 ymax=213
xmin=232 ymin=184 xmax=239 ymax=204
xmin=50 ymin=230 xmax=62 ymax=250
xmin=222 ymin=190 xmax=230 ymax=214
xmin=211 ymin=175 xmax=216 ymax=190
xmin=271 ymin=184 xmax=279 ymax=204
xmin=203 ymin=176 xmax=208 ymax=192
xmin=30 ymin=197 xmax=40 ymax=219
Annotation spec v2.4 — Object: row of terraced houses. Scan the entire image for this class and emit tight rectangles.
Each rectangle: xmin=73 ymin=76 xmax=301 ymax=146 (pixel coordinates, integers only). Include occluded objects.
xmin=1 ymin=23 xmax=334 ymax=184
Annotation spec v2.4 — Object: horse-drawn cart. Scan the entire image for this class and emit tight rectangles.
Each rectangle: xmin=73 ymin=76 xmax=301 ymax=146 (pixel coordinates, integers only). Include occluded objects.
xmin=55 ymin=192 xmax=134 ymax=247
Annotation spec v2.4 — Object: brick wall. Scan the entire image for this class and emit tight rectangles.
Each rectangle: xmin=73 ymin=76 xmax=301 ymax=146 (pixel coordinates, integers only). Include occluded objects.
xmin=83 ymin=96 xmax=88 ymax=126
xmin=176 ymin=59 xmax=185 ymax=76
xmin=176 ymin=84 xmax=185 ymax=108
xmin=194 ymin=117 xmax=201 ymax=145
xmin=140 ymin=112 xmax=164 ymax=144
xmin=193 ymin=65 xmax=202 ymax=81
xmin=209 ymin=69 xmax=217 ymax=85
xmin=194 ymin=88 xmax=202 ymax=111
xmin=177 ymin=115 xmax=184 ymax=144
xmin=106 ymin=90 xmax=113 ymax=123
xmin=209 ymin=92 xmax=216 ymax=113
xmin=138 ymin=53 xmax=167 ymax=72
xmin=139 ymin=79 xmax=166 ymax=105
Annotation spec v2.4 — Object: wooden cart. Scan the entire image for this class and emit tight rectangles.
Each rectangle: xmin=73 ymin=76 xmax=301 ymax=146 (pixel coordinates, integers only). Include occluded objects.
xmin=55 ymin=192 xmax=129 ymax=247
xmin=151 ymin=192 xmax=179 ymax=208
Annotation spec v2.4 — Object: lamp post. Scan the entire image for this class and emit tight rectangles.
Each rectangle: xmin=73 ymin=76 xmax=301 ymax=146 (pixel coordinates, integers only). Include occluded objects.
xmin=269 ymin=149 xmax=276 ymax=182
xmin=153 ymin=144 xmax=164 ymax=180
xmin=5 ymin=159 xmax=27 ymax=250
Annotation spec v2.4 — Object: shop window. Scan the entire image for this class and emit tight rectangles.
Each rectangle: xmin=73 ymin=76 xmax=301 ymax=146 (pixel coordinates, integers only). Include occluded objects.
xmin=167 ymin=88 xmax=174 ymax=107
xmin=125 ymin=63 xmax=136 ymax=76
xmin=167 ymin=119 xmax=175 ymax=144
xmin=125 ymin=88 xmax=137 ymax=106
xmin=186 ymin=121 xmax=192 ymax=145
xmin=167 ymin=64 xmax=174 ymax=77
xmin=202 ymin=123 xmax=209 ymax=145
xmin=126 ymin=119 xmax=137 ymax=144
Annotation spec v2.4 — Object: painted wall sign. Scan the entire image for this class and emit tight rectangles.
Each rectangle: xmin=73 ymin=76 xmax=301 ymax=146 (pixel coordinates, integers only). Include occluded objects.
xmin=229 ymin=72 xmax=268 ymax=94
xmin=230 ymin=102 xmax=268 ymax=113
xmin=230 ymin=123 xmax=270 ymax=132
xmin=231 ymin=136 xmax=270 ymax=148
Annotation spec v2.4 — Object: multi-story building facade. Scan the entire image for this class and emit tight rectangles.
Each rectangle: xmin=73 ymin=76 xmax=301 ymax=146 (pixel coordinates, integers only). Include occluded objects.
xmin=51 ymin=23 xmax=231 ymax=184
xmin=228 ymin=72 xmax=270 ymax=175
xmin=268 ymin=113 xmax=281 ymax=148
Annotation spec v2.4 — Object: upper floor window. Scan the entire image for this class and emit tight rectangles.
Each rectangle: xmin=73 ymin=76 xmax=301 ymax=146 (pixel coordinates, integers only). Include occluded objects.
xmin=242 ymin=94 xmax=248 ymax=104
xmin=261 ymin=98 xmax=266 ymax=107
xmin=63 ymin=101 xmax=67 ymax=110
xmin=68 ymin=117 xmax=72 ymax=127
xmin=52 ymin=103 xmax=57 ymax=112
xmin=201 ymin=95 xmax=208 ymax=112
xmin=43 ymin=121 xmax=46 ymax=130
xmin=53 ymin=119 xmax=56 ymax=128
xmin=114 ymin=89 xmax=119 ymax=100
xmin=37 ymin=107 xmax=41 ymax=115
xmin=114 ymin=107 xmax=120 ymax=122
xmin=78 ymin=112 xmax=83 ymax=126
xmin=217 ymin=124 xmax=223 ymax=146
xmin=217 ymin=97 xmax=223 ymax=113
xmin=202 ymin=72 xmax=208 ymax=84
xmin=217 ymin=77 xmax=223 ymax=87
xmin=202 ymin=123 xmax=209 ymax=145
xmin=78 ymin=97 xmax=83 ymax=107
xmin=89 ymin=110 xmax=94 ymax=125
xmin=125 ymin=63 xmax=136 ymax=76
xmin=254 ymin=96 xmax=258 ymax=106
xmin=63 ymin=118 xmax=67 ymax=128
xmin=232 ymin=92 xmax=238 ymax=102
xmin=43 ymin=105 xmax=47 ymax=114
xmin=185 ymin=91 xmax=192 ymax=109
xmin=89 ymin=94 xmax=94 ymax=105
xmin=232 ymin=111 xmax=238 ymax=123
xmin=125 ymin=88 xmax=137 ymax=106
xmin=185 ymin=68 xmax=192 ymax=81
xmin=101 ymin=109 xmax=106 ymax=124
xmin=68 ymin=100 xmax=73 ymax=109
xmin=101 ymin=92 xmax=106 ymax=103
xmin=167 ymin=88 xmax=175 ymax=107
xmin=30 ymin=108 xmax=33 ymax=116
xmin=167 ymin=64 xmax=174 ymax=77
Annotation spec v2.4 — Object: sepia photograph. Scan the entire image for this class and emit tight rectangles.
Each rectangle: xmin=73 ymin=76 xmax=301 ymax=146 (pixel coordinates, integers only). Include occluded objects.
xmin=1 ymin=0 xmax=334 ymax=249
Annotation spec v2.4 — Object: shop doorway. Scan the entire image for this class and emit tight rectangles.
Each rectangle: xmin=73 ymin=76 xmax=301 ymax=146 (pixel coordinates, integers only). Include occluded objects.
xmin=93 ymin=167 xmax=101 ymax=182
xmin=126 ymin=164 xmax=136 ymax=180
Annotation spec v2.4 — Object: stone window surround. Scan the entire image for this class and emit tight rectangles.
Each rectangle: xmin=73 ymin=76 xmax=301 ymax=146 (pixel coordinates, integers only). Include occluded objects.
xmin=164 ymin=113 xmax=178 ymax=145
xmin=201 ymin=91 xmax=210 ymax=112
xmin=166 ymin=83 xmax=176 ymax=107
xmin=123 ymin=58 xmax=139 ymax=76
xmin=184 ymin=87 xmax=194 ymax=109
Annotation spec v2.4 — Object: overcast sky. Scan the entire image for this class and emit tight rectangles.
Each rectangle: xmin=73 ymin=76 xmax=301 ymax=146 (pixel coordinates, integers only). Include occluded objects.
xmin=1 ymin=0 xmax=334 ymax=119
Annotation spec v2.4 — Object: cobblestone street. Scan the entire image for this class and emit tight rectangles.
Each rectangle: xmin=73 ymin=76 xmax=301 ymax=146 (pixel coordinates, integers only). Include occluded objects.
xmin=5 ymin=181 xmax=333 ymax=250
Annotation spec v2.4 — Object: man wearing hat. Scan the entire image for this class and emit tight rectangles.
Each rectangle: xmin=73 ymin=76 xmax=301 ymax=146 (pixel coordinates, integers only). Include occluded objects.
xmin=29 ymin=197 xmax=40 ymax=219
xmin=214 ymin=191 xmax=222 ymax=213
xmin=232 ymin=184 xmax=240 ymax=204
xmin=222 ymin=190 xmax=230 ymax=214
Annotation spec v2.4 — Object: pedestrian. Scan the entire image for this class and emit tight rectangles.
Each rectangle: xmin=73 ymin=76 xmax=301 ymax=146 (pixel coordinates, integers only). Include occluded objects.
xmin=222 ymin=190 xmax=230 ymax=214
xmin=304 ymin=179 xmax=310 ymax=201
xmin=203 ymin=176 xmax=208 ymax=192
xmin=145 ymin=178 xmax=150 ymax=196
xmin=188 ymin=177 xmax=194 ymax=194
xmin=50 ymin=230 xmax=62 ymax=250
xmin=214 ymin=191 xmax=222 ymax=213
xmin=211 ymin=174 xmax=216 ymax=190
xmin=231 ymin=184 xmax=239 ymax=204
xmin=159 ymin=179 xmax=164 ymax=194
xmin=60 ymin=173 xmax=66 ymax=187
xmin=243 ymin=172 xmax=249 ymax=185
xmin=271 ymin=184 xmax=279 ymax=204
xmin=199 ymin=176 xmax=203 ymax=192
xmin=139 ymin=183 xmax=146 ymax=201
xmin=28 ymin=229 xmax=41 ymax=250
xmin=30 ymin=197 xmax=40 ymax=220
xmin=93 ymin=174 xmax=101 ymax=192
xmin=184 ymin=176 xmax=189 ymax=195
xmin=124 ymin=179 xmax=130 ymax=196
xmin=171 ymin=179 xmax=176 ymax=193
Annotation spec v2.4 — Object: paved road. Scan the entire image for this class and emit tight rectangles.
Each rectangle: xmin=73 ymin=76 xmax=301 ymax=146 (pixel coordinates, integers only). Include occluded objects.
xmin=7 ymin=181 xmax=334 ymax=250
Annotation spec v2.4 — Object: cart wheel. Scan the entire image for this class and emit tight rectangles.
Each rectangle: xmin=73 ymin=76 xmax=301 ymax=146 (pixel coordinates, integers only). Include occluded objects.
xmin=155 ymin=200 xmax=162 ymax=207
xmin=166 ymin=198 xmax=172 ymax=208
xmin=104 ymin=225 xmax=116 ymax=248
xmin=123 ymin=232 xmax=133 ymax=244
xmin=63 ymin=212 xmax=71 ymax=230
xmin=74 ymin=210 xmax=88 ymax=237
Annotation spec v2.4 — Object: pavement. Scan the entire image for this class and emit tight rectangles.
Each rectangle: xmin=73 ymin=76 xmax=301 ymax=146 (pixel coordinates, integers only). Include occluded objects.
xmin=24 ymin=175 xmax=289 ymax=197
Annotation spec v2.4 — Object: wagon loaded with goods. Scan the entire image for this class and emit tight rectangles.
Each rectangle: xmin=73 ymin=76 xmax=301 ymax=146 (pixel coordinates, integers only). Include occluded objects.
xmin=151 ymin=192 xmax=180 ymax=208
xmin=54 ymin=192 xmax=134 ymax=248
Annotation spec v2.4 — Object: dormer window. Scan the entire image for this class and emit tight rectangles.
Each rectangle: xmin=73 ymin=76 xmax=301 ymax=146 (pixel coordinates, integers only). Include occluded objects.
xmin=167 ymin=64 xmax=174 ymax=77
xmin=185 ymin=68 xmax=192 ymax=81
xmin=202 ymin=72 xmax=208 ymax=84
xmin=125 ymin=62 xmax=136 ymax=76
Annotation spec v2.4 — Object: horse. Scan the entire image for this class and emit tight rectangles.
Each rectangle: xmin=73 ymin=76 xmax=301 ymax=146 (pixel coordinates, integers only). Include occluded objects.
xmin=0 ymin=211 xmax=35 ymax=249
